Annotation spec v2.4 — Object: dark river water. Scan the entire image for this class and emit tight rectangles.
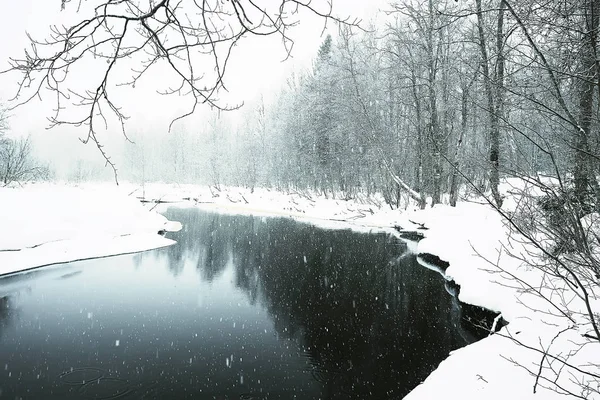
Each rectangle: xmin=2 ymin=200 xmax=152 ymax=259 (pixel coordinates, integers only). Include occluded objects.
xmin=0 ymin=207 xmax=479 ymax=399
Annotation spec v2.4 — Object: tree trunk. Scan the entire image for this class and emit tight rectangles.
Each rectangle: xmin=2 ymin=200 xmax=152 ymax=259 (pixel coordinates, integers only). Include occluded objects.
xmin=574 ymin=0 xmax=600 ymax=212
xmin=476 ymin=0 xmax=504 ymax=208
xmin=411 ymin=68 xmax=423 ymax=195
xmin=450 ymin=83 xmax=469 ymax=206
xmin=428 ymin=0 xmax=442 ymax=206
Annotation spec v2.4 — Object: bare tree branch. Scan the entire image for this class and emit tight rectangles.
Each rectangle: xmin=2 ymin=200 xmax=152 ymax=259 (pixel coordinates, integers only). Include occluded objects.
xmin=2 ymin=0 xmax=360 ymax=183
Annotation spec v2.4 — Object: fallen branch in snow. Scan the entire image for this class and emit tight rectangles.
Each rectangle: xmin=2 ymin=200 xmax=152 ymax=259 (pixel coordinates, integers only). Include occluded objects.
xmin=139 ymin=198 xmax=179 ymax=205
xmin=408 ymin=219 xmax=429 ymax=230
xmin=288 ymin=188 xmax=315 ymax=202
xmin=148 ymin=194 xmax=173 ymax=212
xmin=533 ymin=327 xmax=571 ymax=395
xmin=533 ymin=349 xmax=548 ymax=395
xmin=209 ymin=185 xmax=221 ymax=197
xmin=0 ymin=238 xmax=67 ymax=252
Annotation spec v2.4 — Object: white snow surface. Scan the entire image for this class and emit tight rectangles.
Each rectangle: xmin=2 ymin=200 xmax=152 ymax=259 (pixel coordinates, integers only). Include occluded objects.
xmin=124 ymin=182 xmax=415 ymax=235
xmin=405 ymin=202 xmax=600 ymax=400
xmin=406 ymin=317 xmax=599 ymax=400
xmin=0 ymin=183 xmax=178 ymax=276
xmin=124 ymin=182 xmax=600 ymax=400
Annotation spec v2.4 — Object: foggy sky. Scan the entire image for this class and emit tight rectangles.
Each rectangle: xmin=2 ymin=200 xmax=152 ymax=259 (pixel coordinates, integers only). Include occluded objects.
xmin=0 ymin=0 xmax=383 ymax=139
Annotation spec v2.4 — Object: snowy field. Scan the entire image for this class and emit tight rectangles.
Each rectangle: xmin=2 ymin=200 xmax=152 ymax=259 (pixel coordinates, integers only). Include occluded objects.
xmin=1 ymin=181 xmax=598 ymax=399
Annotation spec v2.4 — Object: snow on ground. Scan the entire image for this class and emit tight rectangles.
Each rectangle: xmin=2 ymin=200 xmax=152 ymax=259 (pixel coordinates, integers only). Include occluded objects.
xmin=2 ymin=181 xmax=597 ymax=399
xmin=403 ymin=201 xmax=600 ymax=400
xmin=0 ymin=183 xmax=180 ymax=276
xmin=123 ymin=181 xmax=600 ymax=400
xmin=405 ymin=317 xmax=600 ymax=400
xmin=122 ymin=182 xmax=416 ymax=234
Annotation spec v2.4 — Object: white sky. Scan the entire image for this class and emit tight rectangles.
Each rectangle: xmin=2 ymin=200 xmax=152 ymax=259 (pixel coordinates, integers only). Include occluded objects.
xmin=0 ymin=0 xmax=384 ymax=171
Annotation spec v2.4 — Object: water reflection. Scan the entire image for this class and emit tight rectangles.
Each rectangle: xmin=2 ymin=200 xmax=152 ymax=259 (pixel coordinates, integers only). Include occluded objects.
xmin=0 ymin=207 xmax=476 ymax=399
xmin=157 ymin=208 xmax=474 ymax=398
xmin=0 ymin=295 xmax=17 ymax=340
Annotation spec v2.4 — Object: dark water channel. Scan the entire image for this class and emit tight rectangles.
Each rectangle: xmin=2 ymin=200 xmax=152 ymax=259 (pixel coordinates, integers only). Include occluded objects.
xmin=0 ymin=208 xmax=480 ymax=399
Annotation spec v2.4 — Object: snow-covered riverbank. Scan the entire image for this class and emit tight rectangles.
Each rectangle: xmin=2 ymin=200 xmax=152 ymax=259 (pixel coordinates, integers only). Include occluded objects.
xmin=127 ymin=182 xmax=600 ymax=400
xmin=124 ymin=182 xmax=417 ymax=233
xmin=403 ymin=202 xmax=600 ymax=400
xmin=0 ymin=184 xmax=180 ymax=276
xmin=1 ymin=182 xmax=597 ymax=399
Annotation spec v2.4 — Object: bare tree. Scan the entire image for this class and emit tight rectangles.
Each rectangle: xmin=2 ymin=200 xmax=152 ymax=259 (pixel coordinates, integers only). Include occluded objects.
xmin=0 ymin=137 xmax=46 ymax=186
xmin=0 ymin=107 xmax=7 ymax=138
xmin=474 ymin=0 xmax=506 ymax=208
xmin=449 ymin=56 xmax=479 ymax=207
xmin=2 ymin=0 xmax=357 ymax=182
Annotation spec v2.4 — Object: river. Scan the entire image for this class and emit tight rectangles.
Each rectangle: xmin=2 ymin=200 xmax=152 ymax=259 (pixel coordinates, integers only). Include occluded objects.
xmin=0 ymin=207 xmax=481 ymax=399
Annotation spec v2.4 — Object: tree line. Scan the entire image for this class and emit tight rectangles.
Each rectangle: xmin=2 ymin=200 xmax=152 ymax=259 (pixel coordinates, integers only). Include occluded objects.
xmin=118 ymin=0 xmax=599 ymax=213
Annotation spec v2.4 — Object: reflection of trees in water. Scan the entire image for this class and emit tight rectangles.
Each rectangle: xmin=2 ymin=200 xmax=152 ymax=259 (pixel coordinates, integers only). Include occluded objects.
xmin=200 ymin=215 xmax=230 ymax=282
xmin=157 ymin=208 xmax=231 ymax=280
xmin=160 ymin=208 xmax=473 ymax=399
xmin=244 ymin=222 xmax=468 ymax=399
xmin=0 ymin=295 xmax=17 ymax=340
xmin=230 ymin=217 xmax=263 ymax=305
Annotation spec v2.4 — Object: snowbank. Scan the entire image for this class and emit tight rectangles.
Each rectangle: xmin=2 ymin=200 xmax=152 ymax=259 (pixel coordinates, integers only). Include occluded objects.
xmin=121 ymin=182 xmax=599 ymax=400
xmin=405 ymin=317 xmax=599 ymax=400
xmin=401 ymin=202 xmax=600 ymax=399
xmin=323 ymin=177 xmax=596 ymax=399
xmin=0 ymin=183 xmax=179 ymax=276
xmin=121 ymin=182 xmax=416 ymax=235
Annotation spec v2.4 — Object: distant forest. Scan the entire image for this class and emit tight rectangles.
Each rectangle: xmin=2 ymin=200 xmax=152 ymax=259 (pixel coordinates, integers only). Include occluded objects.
xmin=115 ymin=1 xmax=600 ymax=211
xmin=2 ymin=1 xmax=599 ymax=213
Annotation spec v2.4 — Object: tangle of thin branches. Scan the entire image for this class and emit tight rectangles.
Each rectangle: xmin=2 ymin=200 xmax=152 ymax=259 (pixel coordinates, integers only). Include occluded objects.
xmin=3 ymin=0 xmax=359 ymax=183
